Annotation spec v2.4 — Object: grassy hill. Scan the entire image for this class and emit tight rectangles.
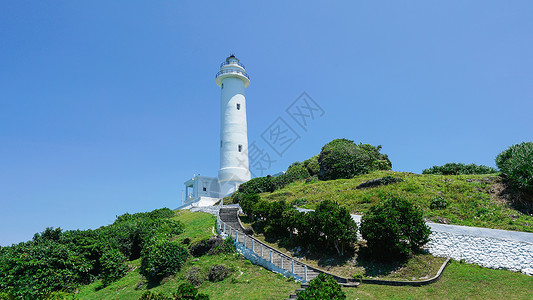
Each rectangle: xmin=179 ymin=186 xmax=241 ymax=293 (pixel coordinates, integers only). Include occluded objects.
xmin=74 ymin=210 xmax=533 ymax=300
xmin=76 ymin=211 xmax=299 ymax=299
xmin=253 ymin=171 xmax=533 ymax=232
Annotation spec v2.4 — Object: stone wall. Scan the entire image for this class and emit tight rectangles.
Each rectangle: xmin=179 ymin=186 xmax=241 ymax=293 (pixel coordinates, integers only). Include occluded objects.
xmin=425 ymin=224 xmax=533 ymax=273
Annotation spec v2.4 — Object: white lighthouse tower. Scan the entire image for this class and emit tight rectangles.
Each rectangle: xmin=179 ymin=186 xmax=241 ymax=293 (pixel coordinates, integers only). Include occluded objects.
xmin=216 ymin=55 xmax=251 ymax=196
xmin=181 ymin=55 xmax=251 ymax=208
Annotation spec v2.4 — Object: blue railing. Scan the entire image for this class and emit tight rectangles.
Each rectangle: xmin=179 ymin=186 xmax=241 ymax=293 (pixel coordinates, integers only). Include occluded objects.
xmin=216 ymin=69 xmax=250 ymax=79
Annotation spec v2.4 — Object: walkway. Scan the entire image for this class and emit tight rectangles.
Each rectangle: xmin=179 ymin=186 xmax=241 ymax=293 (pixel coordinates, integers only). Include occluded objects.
xmin=218 ymin=206 xmax=328 ymax=284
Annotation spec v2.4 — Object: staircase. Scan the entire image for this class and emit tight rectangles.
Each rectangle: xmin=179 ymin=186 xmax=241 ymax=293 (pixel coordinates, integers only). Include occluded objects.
xmin=218 ymin=206 xmax=331 ymax=283
xmin=219 ymin=207 xmax=244 ymax=231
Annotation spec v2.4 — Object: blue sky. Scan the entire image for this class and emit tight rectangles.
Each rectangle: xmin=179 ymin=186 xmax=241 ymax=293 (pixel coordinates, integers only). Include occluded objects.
xmin=1 ymin=1 xmax=532 ymax=246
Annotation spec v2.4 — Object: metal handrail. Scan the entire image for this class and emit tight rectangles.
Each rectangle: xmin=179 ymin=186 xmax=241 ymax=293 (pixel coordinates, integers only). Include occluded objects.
xmin=215 ymin=69 xmax=250 ymax=79
xmin=220 ymin=60 xmax=245 ymax=69
xmin=216 ymin=214 xmax=305 ymax=281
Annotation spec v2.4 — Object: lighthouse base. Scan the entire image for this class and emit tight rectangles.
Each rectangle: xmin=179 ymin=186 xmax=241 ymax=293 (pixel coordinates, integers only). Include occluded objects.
xmin=218 ymin=167 xmax=251 ymax=197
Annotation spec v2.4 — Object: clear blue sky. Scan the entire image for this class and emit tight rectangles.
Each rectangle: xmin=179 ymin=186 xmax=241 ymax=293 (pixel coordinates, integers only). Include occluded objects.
xmin=1 ymin=1 xmax=532 ymax=246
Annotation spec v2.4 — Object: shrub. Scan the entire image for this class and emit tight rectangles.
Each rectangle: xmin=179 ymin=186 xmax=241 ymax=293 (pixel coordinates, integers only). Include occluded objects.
xmin=100 ymin=248 xmax=128 ymax=286
xmin=186 ymin=267 xmax=205 ymax=287
xmin=318 ymin=139 xmax=391 ymax=181
xmin=356 ymin=176 xmax=404 ymax=189
xmin=139 ymin=291 xmax=170 ymax=300
xmin=422 ymin=163 xmax=498 ymax=175
xmin=273 ymin=163 xmax=311 ymax=189
xmin=207 ymin=237 xmax=235 ymax=255
xmin=430 ymin=196 xmax=448 ymax=209
xmin=0 ymin=240 xmax=92 ymax=299
xmin=238 ymin=176 xmax=275 ymax=195
xmin=496 ymin=142 xmax=533 ymax=197
xmin=189 ymin=237 xmax=219 ymax=257
xmin=140 ymin=238 xmax=188 ymax=282
xmin=239 ymin=194 xmax=260 ymax=218
xmin=314 ymin=200 xmax=358 ymax=255
xmin=360 ymin=197 xmax=430 ymax=260
xmin=296 ymin=273 xmax=345 ymax=300
xmin=139 ymin=285 xmax=209 ymax=300
xmin=208 ymin=265 xmax=232 ymax=282
xmin=174 ymin=283 xmax=209 ymax=299
xmin=303 ymin=155 xmax=320 ymax=176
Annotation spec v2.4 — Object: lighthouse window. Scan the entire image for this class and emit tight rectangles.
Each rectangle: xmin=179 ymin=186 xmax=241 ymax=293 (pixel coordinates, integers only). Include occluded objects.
xmin=238 ymin=144 xmax=242 ymax=152
xmin=221 ymin=83 xmax=224 ymax=89
xmin=220 ymin=140 xmax=222 ymax=148
xmin=236 ymin=103 xmax=241 ymax=110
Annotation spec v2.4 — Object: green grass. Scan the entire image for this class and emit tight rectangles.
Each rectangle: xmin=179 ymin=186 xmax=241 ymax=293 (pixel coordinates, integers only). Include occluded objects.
xmin=76 ymin=211 xmax=299 ymax=300
xmin=257 ymin=171 xmax=533 ymax=232
xmin=344 ymin=260 xmax=533 ymax=299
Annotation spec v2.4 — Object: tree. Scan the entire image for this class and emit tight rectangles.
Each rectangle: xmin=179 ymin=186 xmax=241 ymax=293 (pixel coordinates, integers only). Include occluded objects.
xmin=239 ymin=194 xmax=260 ymax=218
xmin=360 ymin=196 xmax=430 ymax=261
xmin=314 ymin=200 xmax=358 ymax=255
xmin=318 ymin=139 xmax=391 ymax=181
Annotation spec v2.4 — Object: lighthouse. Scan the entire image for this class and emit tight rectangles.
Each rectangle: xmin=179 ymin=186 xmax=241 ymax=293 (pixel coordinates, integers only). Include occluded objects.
xmin=216 ymin=55 xmax=251 ymax=196
xmin=181 ymin=55 xmax=251 ymax=208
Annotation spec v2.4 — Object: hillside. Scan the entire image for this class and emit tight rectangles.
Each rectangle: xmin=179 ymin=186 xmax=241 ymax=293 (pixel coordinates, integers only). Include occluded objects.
xmin=76 ymin=211 xmax=299 ymax=299
xmin=252 ymin=171 xmax=532 ymax=232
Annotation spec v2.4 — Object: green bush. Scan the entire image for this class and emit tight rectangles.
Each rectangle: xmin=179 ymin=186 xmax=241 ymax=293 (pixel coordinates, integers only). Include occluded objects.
xmin=208 ymin=237 xmax=236 ymax=255
xmin=0 ymin=240 xmax=92 ymax=299
xmin=185 ymin=267 xmax=205 ymax=287
xmin=100 ymin=248 xmax=128 ymax=286
xmin=422 ymin=163 xmax=498 ymax=175
xmin=0 ymin=208 xmax=184 ymax=298
xmin=296 ymin=273 xmax=345 ymax=300
xmin=139 ymin=284 xmax=209 ymax=300
xmin=430 ymin=196 xmax=448 ymax=210
xmin=208 ymin=265 xmax=232 ymax=282
xmin=140 ymin=238 xmax=188 ymax=282
xmin=238 ymin=176 xmax=275 ymax=195
xmin=314 ymin=200 xmax=358 ymax=255
xmin=496 ymin=142 xmax=533 ymax=197
xmin=303 ymin=155 xmax=320 ymax=176
xmin=273 ymin=163 xmax=311 ymax=189
xmin=174 ymin=283 xmax=209 ymax=299
xmin=360 ymin=197 xmax=431 ymax=260
xmin=239 ymin=194 xmax=260 ymax=218
xmin=318 ymin=139 xmax=391 ymax=181
xmin=139 ymin=290 xmax=170 ymax=300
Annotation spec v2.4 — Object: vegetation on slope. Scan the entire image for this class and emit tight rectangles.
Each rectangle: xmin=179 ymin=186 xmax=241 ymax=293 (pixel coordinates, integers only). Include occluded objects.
xmin=76 ymin=211 xmax=300 ymax=300
xmin=255 ymin=171 xmax=533 ymax=232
